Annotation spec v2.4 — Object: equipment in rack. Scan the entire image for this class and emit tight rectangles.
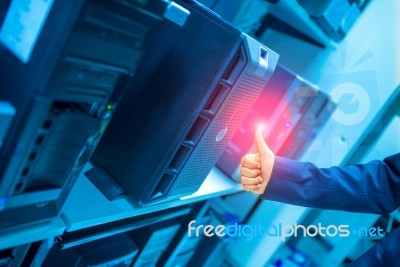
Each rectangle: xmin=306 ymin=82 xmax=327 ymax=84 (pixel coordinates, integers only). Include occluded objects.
xmin=41 ymin=233 xmax=139 ymax=267
xmin=216 ymin=64 xmax=335 ymax=181
xmin=129 ymin=223 xmax=181 ymax=267
xmin=89 ymin=0 xmax=279 ymax=206
xmin=160 ymin=215 xmax=212 ymax=267
xmin=33 ymin=203 xmax=194 ymax=267
xmin=0 ymin=244 xmax=30 ymax=267
xmin=0 ymin=0 xmax=169 ymax=230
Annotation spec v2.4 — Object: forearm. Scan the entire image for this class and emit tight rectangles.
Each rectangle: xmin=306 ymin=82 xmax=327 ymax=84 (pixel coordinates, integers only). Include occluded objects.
xmin=262 ymin=154 xmax=400 ymax=214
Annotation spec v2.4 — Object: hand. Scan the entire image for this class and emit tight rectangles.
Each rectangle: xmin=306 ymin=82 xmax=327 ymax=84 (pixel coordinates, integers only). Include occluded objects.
xmin=240 ymin=126 xmax=275 ymax=194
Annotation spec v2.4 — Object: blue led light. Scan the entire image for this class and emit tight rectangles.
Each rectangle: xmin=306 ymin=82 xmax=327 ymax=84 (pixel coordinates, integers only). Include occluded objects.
xmin=0 ymin=197 xmax=7 ymax=210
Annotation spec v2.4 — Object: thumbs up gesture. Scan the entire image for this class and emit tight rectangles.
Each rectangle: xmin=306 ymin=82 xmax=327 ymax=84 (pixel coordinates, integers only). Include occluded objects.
xmin=240 ymin=127 xmax=275 ymax=194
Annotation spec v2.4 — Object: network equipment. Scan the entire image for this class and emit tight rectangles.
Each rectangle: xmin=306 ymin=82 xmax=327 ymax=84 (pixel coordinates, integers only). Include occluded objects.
xmin=0 ymin=0 xmax=170 ymax=229
xmin=42 ymin=233 xmax=139 ymax=267
xmin=216 ymin=64 xmax=335 ymax=180
xmin=89 ymin=0 xmax=279 ymax=206
xmin=129 ymin=223 xmax=181 ymax=267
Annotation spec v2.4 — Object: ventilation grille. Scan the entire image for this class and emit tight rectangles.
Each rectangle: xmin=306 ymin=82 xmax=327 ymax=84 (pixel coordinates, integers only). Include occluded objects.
xmin=144 ymin=41 xmax=273 ymax=203
xmin=172 ymin=74 xmax=266 ymax=194
xmin=14 ymin=102 xmax=97 ymax=194
xmin=144 ymin=50 xmax=245 ymax=203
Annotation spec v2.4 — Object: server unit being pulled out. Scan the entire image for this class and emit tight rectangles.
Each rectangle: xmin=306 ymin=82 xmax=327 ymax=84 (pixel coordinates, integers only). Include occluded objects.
xmin=89 ymin=0 xmax=279 ymax=206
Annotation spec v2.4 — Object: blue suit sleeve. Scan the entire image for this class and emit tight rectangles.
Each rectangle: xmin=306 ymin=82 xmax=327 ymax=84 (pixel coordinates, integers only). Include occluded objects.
xmin=261 ymin=153 xmax=400 ymax=214
xmin=349 ymin=226 xmax=400 ymax=266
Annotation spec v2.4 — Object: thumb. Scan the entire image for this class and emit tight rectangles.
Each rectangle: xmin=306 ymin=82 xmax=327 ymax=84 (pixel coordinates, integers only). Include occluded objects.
xmin=255 ymin=126 xmax=270 ymax=159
